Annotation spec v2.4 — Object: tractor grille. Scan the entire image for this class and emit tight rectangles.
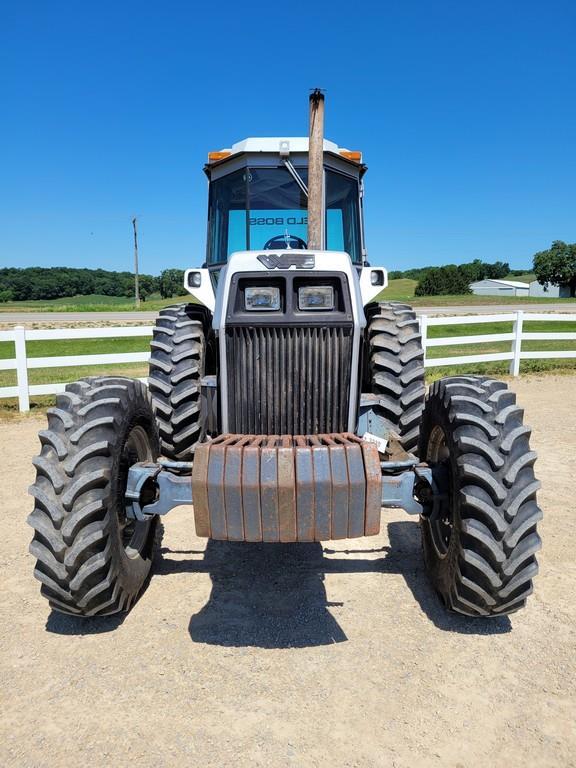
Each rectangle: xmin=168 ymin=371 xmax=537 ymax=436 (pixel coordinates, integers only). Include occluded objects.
xmin=225 ymin=326 xmax=353 ymax=434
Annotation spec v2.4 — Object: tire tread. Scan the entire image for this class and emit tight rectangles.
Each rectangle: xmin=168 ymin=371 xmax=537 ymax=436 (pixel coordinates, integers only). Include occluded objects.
xmin=148 ymin=304 xmax=205 ymax=460
xmin=368 ymin=301 xmax=425 ymax=453
xmin=28 ymin=377 xmax=161 ymax=617
xmin=420 ymin=375 xmax=542 ymax=616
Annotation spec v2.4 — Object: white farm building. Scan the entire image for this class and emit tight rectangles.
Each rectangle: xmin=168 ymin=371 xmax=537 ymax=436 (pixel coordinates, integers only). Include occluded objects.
xmin=469 ymin=279 xmax=530 ymax=297
xmin=529 ymin=280 xmax=572 ymax=298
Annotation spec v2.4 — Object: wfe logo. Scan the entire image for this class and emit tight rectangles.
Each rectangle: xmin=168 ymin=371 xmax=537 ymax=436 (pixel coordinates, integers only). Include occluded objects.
xmin=257 ymin=254 xmax=315 ymax=269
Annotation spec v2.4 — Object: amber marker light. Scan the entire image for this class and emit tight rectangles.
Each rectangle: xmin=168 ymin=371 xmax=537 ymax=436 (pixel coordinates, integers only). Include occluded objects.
xmin=339 ymin=150 xmax=362 ymax=163
xmin=207 ymin=151 xmax=231 ymax=163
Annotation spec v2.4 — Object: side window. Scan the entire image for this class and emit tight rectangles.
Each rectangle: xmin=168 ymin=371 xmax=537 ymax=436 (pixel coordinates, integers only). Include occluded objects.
xmin=207 ymin=170 xmax=247 ymax=264
xmin=325 ymin=170 xmax=362 ymax=263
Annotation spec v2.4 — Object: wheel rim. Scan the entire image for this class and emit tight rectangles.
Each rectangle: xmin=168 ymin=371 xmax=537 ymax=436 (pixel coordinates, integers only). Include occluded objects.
xmin=424 ymin=425 xmax=454 ymax=558
xmin=118 ymin=424 xmax=154 ymax=557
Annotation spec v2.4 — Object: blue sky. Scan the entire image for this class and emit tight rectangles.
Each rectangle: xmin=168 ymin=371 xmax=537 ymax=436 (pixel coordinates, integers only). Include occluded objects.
xmin=1 ymin=0 xmax=574 ymax=275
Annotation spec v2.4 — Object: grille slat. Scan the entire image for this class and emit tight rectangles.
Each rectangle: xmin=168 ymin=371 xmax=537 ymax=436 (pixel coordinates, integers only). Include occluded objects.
xmin=226 ymin=326 xmax=353 ymax=434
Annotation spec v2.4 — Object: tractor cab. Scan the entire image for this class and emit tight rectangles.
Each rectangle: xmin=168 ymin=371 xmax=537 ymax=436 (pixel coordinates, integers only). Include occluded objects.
xmin=203 ymin=138 xmax=367 ymax=269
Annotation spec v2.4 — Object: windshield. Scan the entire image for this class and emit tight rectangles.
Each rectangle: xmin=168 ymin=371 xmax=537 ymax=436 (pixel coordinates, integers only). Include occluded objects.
xmin=207 ymin=167 xmax=362 ymax=264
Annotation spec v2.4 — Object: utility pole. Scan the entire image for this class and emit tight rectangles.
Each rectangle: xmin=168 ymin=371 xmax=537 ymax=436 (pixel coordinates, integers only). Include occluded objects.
xmin=307 ymin=88 xmax=325 ymax=251
xmin=132 ymin=217 xmax=140 ymax=308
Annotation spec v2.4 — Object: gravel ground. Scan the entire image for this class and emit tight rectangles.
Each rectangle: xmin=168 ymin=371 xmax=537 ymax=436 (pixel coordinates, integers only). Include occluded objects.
xmin=1 ymin=375 xmax=575 ymax=768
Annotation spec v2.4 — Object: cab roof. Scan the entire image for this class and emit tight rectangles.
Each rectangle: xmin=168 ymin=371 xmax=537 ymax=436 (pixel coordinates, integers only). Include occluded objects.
xmin=227 ymin=137 xmax=343 ymax=154
xmin=206 ymin=137 xmax=365 ymax=174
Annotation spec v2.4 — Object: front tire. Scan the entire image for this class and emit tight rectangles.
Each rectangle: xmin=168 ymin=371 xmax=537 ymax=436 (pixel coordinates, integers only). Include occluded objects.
xmin=367 ymin=301 xmax=425 ymax=454
xmin=148 ymin=304 xmax=205 ymax=461
xmin=419 ymin=376 xmax=542 ymax=616
xmin=28 ymin=377 xmax=162 ymax=617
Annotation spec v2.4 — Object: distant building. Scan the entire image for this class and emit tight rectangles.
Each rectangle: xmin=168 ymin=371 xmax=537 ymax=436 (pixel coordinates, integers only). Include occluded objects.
xmin=469 ymin=279 xmax=530 ymax=297
xmin=529 ymin=280 xmax=571 ymax=298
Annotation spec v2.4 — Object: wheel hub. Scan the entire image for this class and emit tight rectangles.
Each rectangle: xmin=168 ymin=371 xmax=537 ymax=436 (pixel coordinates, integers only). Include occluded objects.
xmin=118 ymin=424 xmax=154 ymax=555
xmin=423 ymin=425 xmax=454 ymax=558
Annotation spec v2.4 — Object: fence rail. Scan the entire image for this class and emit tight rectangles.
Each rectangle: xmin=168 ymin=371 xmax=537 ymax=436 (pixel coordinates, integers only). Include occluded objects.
xmin=1 ymin=311 xmax=575 ymax=412
xmin=0 ymin=325 xmax=153 ymax=411
xmin=420 ymin=311 xmax=576 ymax=376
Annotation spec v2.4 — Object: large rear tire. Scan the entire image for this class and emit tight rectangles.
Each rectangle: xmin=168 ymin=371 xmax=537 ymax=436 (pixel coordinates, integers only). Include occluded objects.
xmin=367 ymin=301 xmax=425 ymax=454
xmin=419 ymin=376 xmax=542 ymax=616
xmin=28 ymin=377 xmax=162 ymax=616
xmin=148 ymin=304 xmax=205 ymax=461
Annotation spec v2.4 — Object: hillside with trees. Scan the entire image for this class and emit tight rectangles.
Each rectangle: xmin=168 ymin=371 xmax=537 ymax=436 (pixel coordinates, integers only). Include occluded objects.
xmin=390 ymin=259 xmax=511 ymax=283
xmin=0 ymin=267 xmax=187 ymax=303
xmin=413 ymin=259 xmax=511 ymax=296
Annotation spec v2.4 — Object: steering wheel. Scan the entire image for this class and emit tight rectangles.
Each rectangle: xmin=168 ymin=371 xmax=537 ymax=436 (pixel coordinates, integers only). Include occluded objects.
xmin=263 ymin=235 xmax=308 ymax=250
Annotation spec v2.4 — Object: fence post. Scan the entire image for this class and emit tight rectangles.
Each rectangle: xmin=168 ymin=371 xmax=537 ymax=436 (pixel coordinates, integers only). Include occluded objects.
xmin=14 ymin=326 xmax=30 ymax=412
xmin=510 ymin=310 xmax=524 ymax=377
xmin=419 ymin=314 xmax=428 ymax=364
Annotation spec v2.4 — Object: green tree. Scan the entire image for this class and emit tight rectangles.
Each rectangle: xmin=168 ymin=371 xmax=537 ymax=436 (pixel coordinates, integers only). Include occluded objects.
xmin=415 ymin=266 xmax=472 ymax=296
xmin=159 ymin=269 xmax=185 ymax=298
xmin=484 ymin=261 xmax=510 ymax=279
xmin=138 ymin=275 xmax=159 ymax=301
xmin=533 ymin=241 xmax=576 ymax=297
xmin=459 ymin=259 xmax=486 ymax=283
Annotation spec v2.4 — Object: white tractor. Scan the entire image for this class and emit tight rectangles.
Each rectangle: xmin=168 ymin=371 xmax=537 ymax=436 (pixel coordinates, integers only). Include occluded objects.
xmin=29 ymin=92 xmax=541 ymax=619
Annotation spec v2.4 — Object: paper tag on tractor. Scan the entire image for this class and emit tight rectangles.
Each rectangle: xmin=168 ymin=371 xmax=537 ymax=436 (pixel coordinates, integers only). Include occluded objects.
xmin=362 ymin=432 xmax=388 ymax=455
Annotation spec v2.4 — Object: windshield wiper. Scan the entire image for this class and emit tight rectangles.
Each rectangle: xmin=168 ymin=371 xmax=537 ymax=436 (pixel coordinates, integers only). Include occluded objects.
xmin=282 ymin=159 xmax=308 ymax=197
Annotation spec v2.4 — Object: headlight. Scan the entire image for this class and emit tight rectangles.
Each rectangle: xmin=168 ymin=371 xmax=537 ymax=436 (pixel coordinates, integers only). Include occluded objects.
xmin=187 ymin=271 xmax=202 ymax=288
xmin=245 ymin=286 xmax=280 ymax=311
xmin=298 ymin=285 xmax=334 ymax=311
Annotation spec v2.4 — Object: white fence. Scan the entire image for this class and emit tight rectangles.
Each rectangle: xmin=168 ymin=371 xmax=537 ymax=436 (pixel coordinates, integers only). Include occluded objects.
xmin=1 ymin=311 xmax=576 ymax=412
xmin=0 ymin=325 xmax=153 ymax=412
xmin=420 ymin=310 xmax=576 ymax=374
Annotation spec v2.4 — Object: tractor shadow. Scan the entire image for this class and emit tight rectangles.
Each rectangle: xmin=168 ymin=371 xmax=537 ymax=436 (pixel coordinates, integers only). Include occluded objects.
xmin=157 ymin=520 xmax=510 ymax=648
xmin=384 ymin=521 xmax=511 ymax=636
xmin=45 ymin=610 xmax=126 ymax=635
xmin=184 ymin=540 xmax=349 ymax=648
xmin=45 ymin=521 xmax=511 ymax=641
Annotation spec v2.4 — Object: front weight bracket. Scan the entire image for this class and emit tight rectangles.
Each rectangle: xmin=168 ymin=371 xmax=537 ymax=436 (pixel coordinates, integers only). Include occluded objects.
xmin=125 ymin=462 xmax=193 ymax=521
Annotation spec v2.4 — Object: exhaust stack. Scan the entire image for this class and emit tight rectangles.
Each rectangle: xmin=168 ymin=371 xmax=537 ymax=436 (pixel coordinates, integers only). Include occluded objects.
xmin=307 ymin=89 xmax=325 ymax=251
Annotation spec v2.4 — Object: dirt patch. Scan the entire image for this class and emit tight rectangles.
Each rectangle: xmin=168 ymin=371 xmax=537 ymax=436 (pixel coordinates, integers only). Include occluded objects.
xmin=0 ymin=375 xmax=574 ymax=768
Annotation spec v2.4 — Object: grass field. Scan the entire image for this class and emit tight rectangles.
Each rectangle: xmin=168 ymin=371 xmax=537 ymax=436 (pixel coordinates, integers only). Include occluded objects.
xmin=0 ymin=293 xmax=190 ymax=313
xmin=1 ymin=316 xmax=575 ymax=412
xmin=509 ymin=272 xmax=536 ymax=283
xmin=2 ymin=294 xmax=133 ymax=307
